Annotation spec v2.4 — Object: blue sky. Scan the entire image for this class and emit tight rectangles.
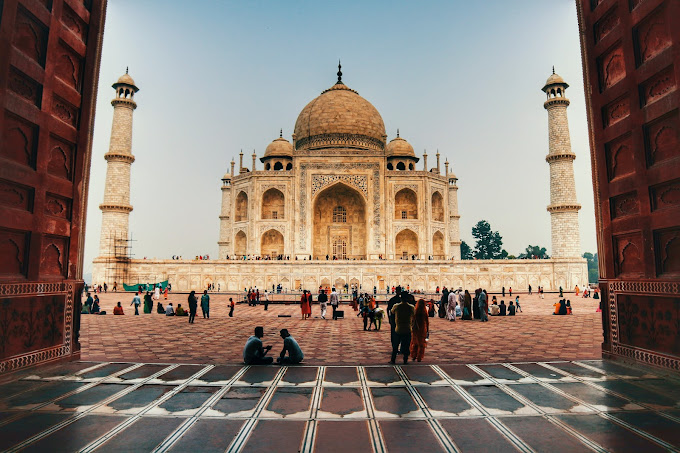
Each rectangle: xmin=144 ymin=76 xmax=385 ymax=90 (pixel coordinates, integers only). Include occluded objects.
xmin=84 ymin=0 xmax=595 ymax=271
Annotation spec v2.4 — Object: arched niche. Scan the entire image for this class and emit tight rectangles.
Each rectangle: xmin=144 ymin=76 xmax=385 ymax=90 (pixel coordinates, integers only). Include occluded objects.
xmin=261 ymin=229 xmax=284 ymax=258
xmin=433 ymin=231 xmax=444 ymax=258
xmin=234 ymin=230 xmax=247 ymax=256
xmin=261 ymin=188 xmax=285 ymax=220
xmin=313 ymin=182 xmax=366 ymax=259
xmin=235 ymin=191 xmax=248 ymax=222
xmin=395 ymin=229 xmax=418 ymax=258
xmin=432 ymin=191 xmax=444 ymax=222
xmin=395 ymin=188 xmax=418 ymax=219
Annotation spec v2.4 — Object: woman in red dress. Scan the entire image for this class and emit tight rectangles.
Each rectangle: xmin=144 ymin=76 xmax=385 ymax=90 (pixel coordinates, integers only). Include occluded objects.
xmin=300 ymin=290 xmax=312 ymax=319
xmin=410 ymin=299 xmax=429 ymax=362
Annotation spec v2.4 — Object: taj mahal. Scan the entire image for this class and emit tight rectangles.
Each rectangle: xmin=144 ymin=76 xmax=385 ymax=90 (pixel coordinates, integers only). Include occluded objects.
xmin=91 ymin=65 xmax=588 ymax=292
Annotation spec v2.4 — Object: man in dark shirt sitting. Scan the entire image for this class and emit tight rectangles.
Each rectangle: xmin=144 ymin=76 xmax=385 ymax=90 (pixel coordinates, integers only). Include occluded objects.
xmin=243 ymin=326 xmax=273 ymax=365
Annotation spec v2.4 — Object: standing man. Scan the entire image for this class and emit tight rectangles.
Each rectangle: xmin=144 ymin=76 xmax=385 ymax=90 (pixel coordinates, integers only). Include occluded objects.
xmin=529 ymin=284 xmax=532 ymax=295
xmin=154 ymin=285 xmax=160 ymax=301
xmin=201 ymin=290 xmax=210 ymax=319
xmin=229 ymin=297 xmax=235 ymax=317
xmin=188 ymin=290 xmax=198 ymax=324
xmin=243 ymin=327 xmax=273 ymax=365
xmin=263 ymin=290 xmax=269 ymax=311
xmin=390 ymin=294 xmax=415 ymax=364
xmin=318 ymin=289 xmax=328 ymax=319
xmin=439 ymin=286 xmax=449 ymax=318
xmin=131 ymin=292 xmax=141 ymax=315
xmin=387 ymin=286 xmax=402 ymax=337
xmin=330 ymin=287 xmax=339 ymax=320
xmin=479 ymin=289 xmax=488 ymax=322
xmin=103 ymin=282 xmax=108 ymax=293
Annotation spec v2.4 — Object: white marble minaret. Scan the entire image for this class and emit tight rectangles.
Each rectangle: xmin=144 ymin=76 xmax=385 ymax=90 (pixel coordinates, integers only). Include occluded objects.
xmin=98 ymin=70 xmax=139 ymax=259
xmin=542 ymin=69 xmax=581 ymax=258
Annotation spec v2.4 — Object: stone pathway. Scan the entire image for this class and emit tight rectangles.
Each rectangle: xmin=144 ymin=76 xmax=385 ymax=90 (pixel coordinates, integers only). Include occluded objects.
xmin=81 ymin=292 xmax=602 ymax=365
xmin=0 ymin=359 xmax=678 ymax=452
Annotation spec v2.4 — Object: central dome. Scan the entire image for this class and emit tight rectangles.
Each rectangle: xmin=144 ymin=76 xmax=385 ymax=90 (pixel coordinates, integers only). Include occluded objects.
xmin=294 ymin=78 xmax=386 ymax=152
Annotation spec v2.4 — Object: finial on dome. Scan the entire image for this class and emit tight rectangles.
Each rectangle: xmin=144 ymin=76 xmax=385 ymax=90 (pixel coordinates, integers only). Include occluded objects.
xmin=552 ymin=66 xmax=555 ymax=75
xmin=280 ymin=129 xmax=283 ymax=138
xmin=397 ymin=128 xmax=400 ymax=138
xmin=126 ymin=66 xmax=129 ymax=74
xmin=337 ymin=60 xmax=343 ymax=84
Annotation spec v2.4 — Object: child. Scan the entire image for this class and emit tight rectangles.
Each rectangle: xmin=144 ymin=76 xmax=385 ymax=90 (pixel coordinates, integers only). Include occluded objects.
xmin=515 ymin=296 xmax=522 ymax=313
xmin=566 ymin=300 xmax=572 ymax=315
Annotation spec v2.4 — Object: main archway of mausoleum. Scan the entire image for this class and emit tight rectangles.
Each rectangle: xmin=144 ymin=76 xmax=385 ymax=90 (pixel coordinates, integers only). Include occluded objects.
xmin=313 ymin=182 xmax=367 ymax=260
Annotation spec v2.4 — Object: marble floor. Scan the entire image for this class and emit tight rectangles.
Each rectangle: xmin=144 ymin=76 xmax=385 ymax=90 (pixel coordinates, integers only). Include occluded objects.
xmin=0 ymin=359 xmax=678 ymax=452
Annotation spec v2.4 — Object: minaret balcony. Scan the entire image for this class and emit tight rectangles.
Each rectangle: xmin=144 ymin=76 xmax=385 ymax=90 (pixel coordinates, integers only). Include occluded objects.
xmin=545 ymin=153 xmax=576 ymax=163
xmin=544 ymin=98 xmax=570 ymax=109
xmin=104 ymin=152 xmax=135 ymax=163
xmin=99 ymin=203 xmax=133 ymax=213
xmin=547 ymin=203 xmax=582 ymax=213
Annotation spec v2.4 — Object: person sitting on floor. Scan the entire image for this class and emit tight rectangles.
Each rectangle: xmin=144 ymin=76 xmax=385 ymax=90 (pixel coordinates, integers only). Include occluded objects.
xmin=156 ymin=302 xmax=165 ymax=314
xmin=113 ymin=302 xmax=124 ymax=315
xmin=276 ymin=328 xmax=304 ymax=365
xmin=554 ymin=299 xmax=562 ymax=315
xmin=554 ymin=299 xmax=567 ymax=315
xmin=165 ymin=302 xmax=175 ymax=316
xmin=508 ymin=300 xmax=516 ymax=316
xmin=81 ymin=302 xmax=90 ymax=314
xmin=490 ymin=300 xmax=500 ymax=316
xmin=566 ymin=300 xmax=572 ymax=315
xmin=91 ymin=297 xmax=101 ymax=314
xmin=175 ymin=303 xmax=188 ymax=316
xmin=499 ymin=300 xmax=506 ymax=316
xmin=243 ymin=326 xmax=273 ymax=365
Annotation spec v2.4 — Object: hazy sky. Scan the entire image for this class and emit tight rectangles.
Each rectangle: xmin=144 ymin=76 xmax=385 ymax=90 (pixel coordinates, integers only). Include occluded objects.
xmin=84 ymin=0 xmax=596 ymax=273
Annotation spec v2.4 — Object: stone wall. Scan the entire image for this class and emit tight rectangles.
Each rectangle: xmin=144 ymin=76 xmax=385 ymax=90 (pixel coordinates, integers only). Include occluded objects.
xmin=92 ymin=258 xmax=588 ymax=294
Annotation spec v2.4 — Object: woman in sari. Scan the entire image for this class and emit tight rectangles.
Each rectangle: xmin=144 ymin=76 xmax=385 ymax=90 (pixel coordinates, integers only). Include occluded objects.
xmin=143 ymin=291 xmax=153 ymax=314
xmin=410 ymin=299 xmax=429 ymax=362
xmin=463 ymin=290 xmax=472 ymax=320
xmin=300 ymin=290 xmax=311 ymax=319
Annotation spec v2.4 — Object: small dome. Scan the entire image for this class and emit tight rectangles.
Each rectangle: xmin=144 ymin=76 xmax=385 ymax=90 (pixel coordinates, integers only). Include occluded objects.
xmin=264 ymin=136 xmax=293 ymax=158
xmin=222 ymin=171 xmax=231 ymax=179
xmin=112 ymin=71 xmax=139 ymax=91
xmin=117 ymin=73 xmax=135 ymax=85
xmin=542 ymin=71 xmax=568 ymax=92
xmin=386 ymin=134 xmax=415 ymax=158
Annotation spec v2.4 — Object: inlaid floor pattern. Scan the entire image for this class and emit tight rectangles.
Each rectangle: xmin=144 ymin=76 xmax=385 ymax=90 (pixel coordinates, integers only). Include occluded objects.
xmin=0 ymin=359 xmax=678 ymax=452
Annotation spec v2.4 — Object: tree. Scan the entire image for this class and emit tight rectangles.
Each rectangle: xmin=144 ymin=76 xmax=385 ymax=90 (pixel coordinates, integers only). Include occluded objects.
xmin=460 ymin=241 xmax=473 ymax=260
xmin=519 ymin=245 xmax=550 ymax=259
xmin=583 ymin=252 xmax=599 ymax=283
xmin=471 ymin=220 xmax=508 ymax=259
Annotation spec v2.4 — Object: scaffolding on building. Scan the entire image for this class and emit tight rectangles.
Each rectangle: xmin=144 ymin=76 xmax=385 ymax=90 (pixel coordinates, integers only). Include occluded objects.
xmin=104 ymin=231 xmax=135 ymax=286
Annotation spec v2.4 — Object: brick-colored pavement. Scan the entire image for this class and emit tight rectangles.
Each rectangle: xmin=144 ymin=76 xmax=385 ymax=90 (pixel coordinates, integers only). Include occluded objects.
xmin=81 ymin=292 xmax=602 ymax=365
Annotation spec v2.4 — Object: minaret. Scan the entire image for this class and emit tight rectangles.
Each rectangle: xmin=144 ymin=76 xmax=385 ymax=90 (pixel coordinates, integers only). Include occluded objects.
xmin=447 ymin=162 xmax=461 ymax=259
xmin=98 ymin=70 xmax=139 ymax=259
xmin=542 ymin=69 xmax=581 ymax=258
xmin=218 ymin=168 xmax=232 ymax=258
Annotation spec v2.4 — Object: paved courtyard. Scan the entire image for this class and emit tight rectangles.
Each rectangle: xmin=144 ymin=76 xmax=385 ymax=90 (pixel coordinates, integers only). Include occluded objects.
xmin=0 ymin=359 xmax=678 ymax=452
xmin=80 ymin=292 xmax=602 ymax=365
